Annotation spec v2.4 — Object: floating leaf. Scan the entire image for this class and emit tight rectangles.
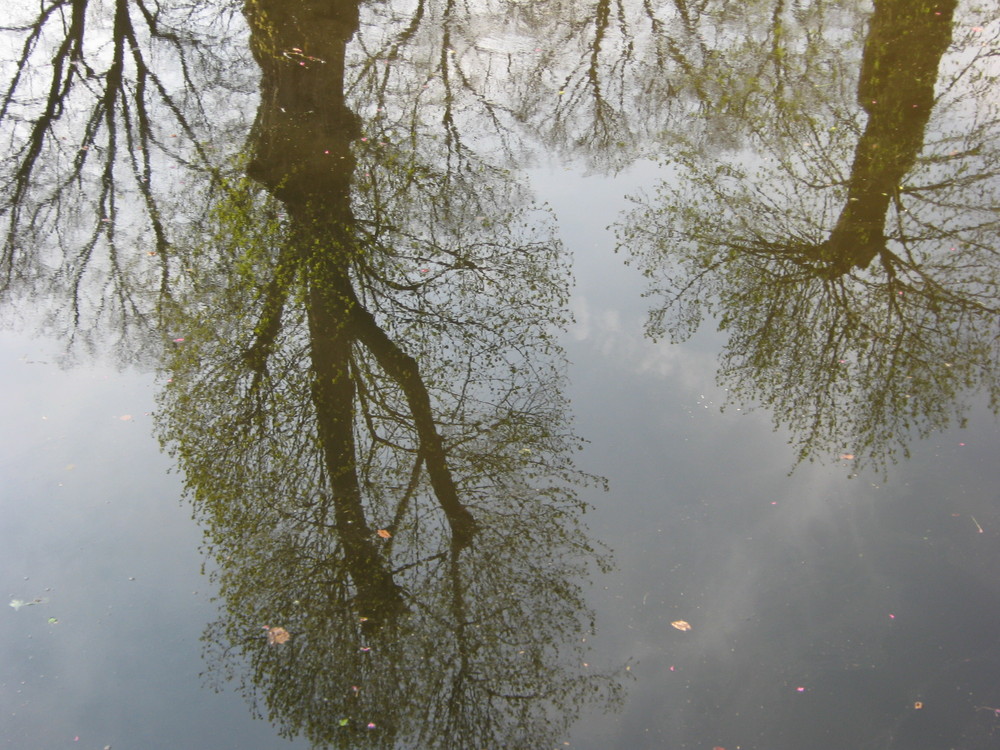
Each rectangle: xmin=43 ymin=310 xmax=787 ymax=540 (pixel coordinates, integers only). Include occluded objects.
xmin=376 ymin=529 xmax=392 ymax=539
xmin=671 ymin=620 xmax=692 ymax=631
xmin=265 ymin=626 xmax=291 ymax=645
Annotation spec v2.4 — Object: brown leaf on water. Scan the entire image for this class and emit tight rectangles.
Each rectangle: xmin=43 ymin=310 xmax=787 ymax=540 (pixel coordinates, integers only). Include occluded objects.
xmin=376 ymin=529 xmax=392 ymax=539
xmin=266 ymin=626 xmax=291 ymax=645
xmin=671 ymin=620 xmax=692 ymax=631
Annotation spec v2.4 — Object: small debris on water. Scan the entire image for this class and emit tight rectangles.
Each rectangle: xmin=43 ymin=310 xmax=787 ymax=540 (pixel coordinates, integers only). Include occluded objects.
xmin=264 ymin=626 xmax=291 ymax=645
xmin=9 ymin=597 xmax=47 ymax=610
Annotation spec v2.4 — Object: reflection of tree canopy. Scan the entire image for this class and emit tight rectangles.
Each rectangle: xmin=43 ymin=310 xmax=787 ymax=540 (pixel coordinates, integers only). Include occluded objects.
xmin=620 ymin=0 xmax=1000 ymax=470
xmin=0 ymin=0 xmax=608 ymax=354
xmin=152 ymin=0 xmax=619 ymax=746
xmin=1 ymin=0 xmax=626 ymax=743
xmin=0 ymin=0 xmax=252 ymax=359
xmin=158 ymin=157 xmax=617 ymax=749
xmin=507 ymin=0 xmax=874 ymax=168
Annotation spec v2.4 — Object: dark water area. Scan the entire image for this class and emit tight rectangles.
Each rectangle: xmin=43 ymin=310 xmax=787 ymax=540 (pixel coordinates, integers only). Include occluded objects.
xmin=2 ymin=1 xmax=999 ymax=748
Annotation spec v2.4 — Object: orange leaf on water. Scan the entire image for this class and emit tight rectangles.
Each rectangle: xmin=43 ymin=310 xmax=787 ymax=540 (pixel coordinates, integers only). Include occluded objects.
xmin=376 ymin=529 xmax=392 ymax=539
xmin=266 ymin=626 xmax=291 ymax=645
xmin=671 ymin=620 xmax=692 ymax=631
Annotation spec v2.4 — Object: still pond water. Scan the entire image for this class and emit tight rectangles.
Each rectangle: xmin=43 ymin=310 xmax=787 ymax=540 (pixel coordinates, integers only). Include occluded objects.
xmin=2 ymin=1 xmax=999 ymax=748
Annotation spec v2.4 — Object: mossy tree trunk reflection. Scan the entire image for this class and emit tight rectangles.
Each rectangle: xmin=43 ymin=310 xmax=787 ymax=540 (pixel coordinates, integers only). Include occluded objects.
xmin=245 ymin=0 xmax=413 ymax=622
xmin=245 ymin=0 xmax=480 ymax=622
xmin=821 ymin=0 xmax=957 ymax=275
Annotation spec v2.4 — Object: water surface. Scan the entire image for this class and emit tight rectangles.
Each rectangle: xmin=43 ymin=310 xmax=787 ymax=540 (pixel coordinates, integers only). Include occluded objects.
xmin=2 ymin=1 xmax=999 ymax=748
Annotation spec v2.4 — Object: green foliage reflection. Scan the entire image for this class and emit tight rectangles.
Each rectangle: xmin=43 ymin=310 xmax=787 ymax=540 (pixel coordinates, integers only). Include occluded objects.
xmin=155 ymin=0 xmax=620 ymax=745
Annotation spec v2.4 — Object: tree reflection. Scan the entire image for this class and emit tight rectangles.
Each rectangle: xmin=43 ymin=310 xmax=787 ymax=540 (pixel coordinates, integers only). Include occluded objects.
xmin=621 ymin=0 xmax=1000 ymax=470
xmin=155 ymin=0 xmax=619 ymax=745
xmin=0 ymin=0 xmax=250 ymax=360
xmin=506 ymin=0 xmax=875 ymax=169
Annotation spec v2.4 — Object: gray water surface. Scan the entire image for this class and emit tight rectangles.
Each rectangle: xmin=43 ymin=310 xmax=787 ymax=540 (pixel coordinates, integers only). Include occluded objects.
xmin=2 ymin=1 xmax=999 ymax=748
